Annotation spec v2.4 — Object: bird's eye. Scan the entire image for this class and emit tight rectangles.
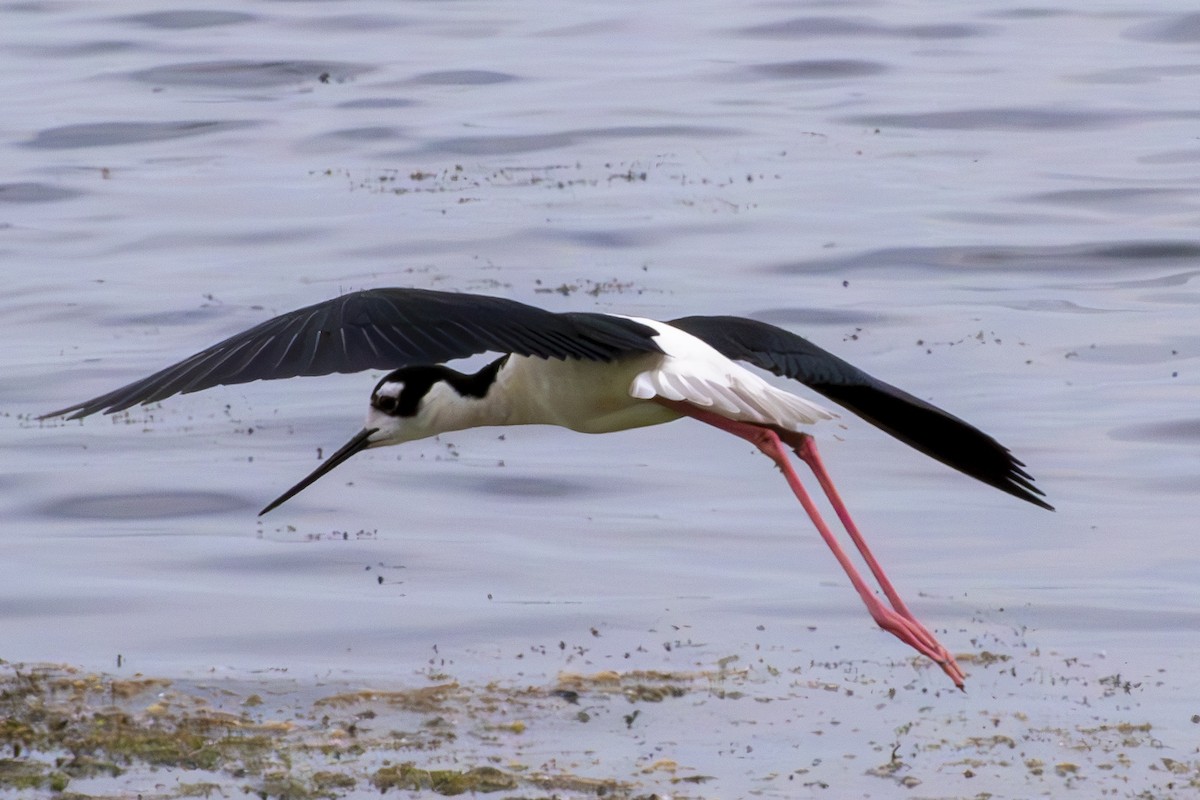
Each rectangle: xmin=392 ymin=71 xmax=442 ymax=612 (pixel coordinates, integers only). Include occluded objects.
xmin=373 ymin=395 xmax=398 ymax=413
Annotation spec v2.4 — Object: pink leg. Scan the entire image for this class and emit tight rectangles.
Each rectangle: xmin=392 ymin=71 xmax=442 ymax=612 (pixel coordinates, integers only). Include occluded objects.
xmin=656 ymin=398 xmax=965 ymax=689
xmin=777 ymin=430 xmax=915 ymax=619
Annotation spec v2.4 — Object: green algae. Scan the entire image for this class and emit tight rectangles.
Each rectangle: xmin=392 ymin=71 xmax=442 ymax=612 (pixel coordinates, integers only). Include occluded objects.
xmin=371 ymin=763 xmax=517 ymax=794
xmin=0 ymin=662 xmax=690 ymax=798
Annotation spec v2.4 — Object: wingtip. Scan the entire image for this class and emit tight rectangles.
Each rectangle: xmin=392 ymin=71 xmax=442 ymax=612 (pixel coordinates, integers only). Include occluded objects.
xmin=38 ymin=408 xmax=89 ymax=422
xmin=39 ymin=403 xmax=119 ymax=422
xmin=1008 ymin=480 xmax=1053 ymax=511
xmin=1005 ymin=460 xmax=1053 ymax=511
xmin=1024 ymin=493 xmax=1055 ymax=512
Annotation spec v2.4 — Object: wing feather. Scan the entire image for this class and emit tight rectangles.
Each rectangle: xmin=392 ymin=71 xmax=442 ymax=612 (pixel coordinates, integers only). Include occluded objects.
xmin=669 ymin=315 xmax=1052 ymax=510
xmin=44 ymin=288 xmax=661 ymax=419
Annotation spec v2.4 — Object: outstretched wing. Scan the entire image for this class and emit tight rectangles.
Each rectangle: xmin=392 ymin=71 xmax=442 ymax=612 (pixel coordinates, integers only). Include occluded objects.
xmin=669 ymin=315 xmax=1052 ymax=511
xmin=44 ymin=288 xmax=662 ymax=419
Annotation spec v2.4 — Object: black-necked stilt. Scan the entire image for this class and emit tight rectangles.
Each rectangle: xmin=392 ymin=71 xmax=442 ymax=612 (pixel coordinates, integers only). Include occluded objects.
xmin=43 ymin=287 xmax=1052 ymax=687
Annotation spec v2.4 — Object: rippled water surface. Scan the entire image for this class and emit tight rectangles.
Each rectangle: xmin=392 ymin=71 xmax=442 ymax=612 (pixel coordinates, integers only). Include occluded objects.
xmin=3 ymin=2 xmax=1200 ymax=797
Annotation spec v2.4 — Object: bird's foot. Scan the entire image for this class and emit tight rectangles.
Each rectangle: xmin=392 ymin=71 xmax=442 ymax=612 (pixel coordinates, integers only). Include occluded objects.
xmin=870 ymin=605 xmax=965 ymax=689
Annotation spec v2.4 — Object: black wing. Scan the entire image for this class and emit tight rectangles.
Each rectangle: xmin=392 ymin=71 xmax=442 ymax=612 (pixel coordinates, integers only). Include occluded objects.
xmin=670 ymin=315 xmax=1052 ymax=511
xmin=44 ymin=288 xmax=662 ymax=419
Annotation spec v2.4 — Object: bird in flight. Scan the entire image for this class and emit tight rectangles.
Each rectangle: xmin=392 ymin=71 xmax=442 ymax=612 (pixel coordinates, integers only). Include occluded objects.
xmin=43 ymin=287 xmax=1051 ymax=687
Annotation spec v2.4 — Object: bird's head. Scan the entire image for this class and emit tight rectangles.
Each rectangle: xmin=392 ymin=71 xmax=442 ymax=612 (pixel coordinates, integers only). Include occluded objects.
xmin=364 ymin=365 xmax=469 ymax=447
xmin=259 ymin=362 xmax=504 ymax=515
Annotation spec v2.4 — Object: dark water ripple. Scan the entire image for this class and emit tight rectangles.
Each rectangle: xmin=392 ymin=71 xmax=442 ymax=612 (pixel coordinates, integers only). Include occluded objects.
xmin=1124 ymin=12 xmax=1200 ymax=43
xmin=425 ymin=132 xmax=578 ymax=156
xmin=472 ymin=476 xmax=589 ymax=498
xmin=1023 ymin=188 xmax=1191 ymax=211
xmin=537 ymin=228 xmax=656 ymax=249
xmin=1110 ymin=419 xmax=1200 ymax=443
xmin=130 ymin=60 xmax=370 ymax=88
xmin=337 ymin=98 xmax=417 ymax=109
xmin=773 ymin=240 xmax=1200 ymax=275
xmin=112 ymin=305 xmax=232 ymax=328
xmin=747 ymin=60 xmax=888 ymax=80
xmin=116 ymin=11 xmax=256 ymax=29
xmin=1090 ymin=270 xmax=1200 ymax=289
xmin=318 ymin=126 xmax=406 ymax=143
xmin=840 ymin=108 xmax=1197 ymax=132
xmin=0 ymin=595 xmax=138 ymax=619
xmin=22 ymin=40 xmax=139 ymax=58
xmin=410 ymin=473 xmax=594 ymax=499
xmin=424 ymin=125 xmax=736 ymax=156
xmin=736 ymin=16 xmax=986 ymax=40
xmin=26 ymin=120 xmax=259 ymax=149
xmin=410 ymin=70 xmax=518 ymax=86
xmin=0 ymin=182 xmax=82 ymax=203
xmin=43 ymin=492 xmax=251 ymax=520
xmin=1072 ymin=63 xmax=1200 ymax=85
xmin=1139 ymin=148 xmax=1200 ymax=165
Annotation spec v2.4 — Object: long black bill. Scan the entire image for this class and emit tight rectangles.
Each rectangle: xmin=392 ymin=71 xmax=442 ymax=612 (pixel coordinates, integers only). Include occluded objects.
xmin=259 ymin=427 xmax=379 ymax=516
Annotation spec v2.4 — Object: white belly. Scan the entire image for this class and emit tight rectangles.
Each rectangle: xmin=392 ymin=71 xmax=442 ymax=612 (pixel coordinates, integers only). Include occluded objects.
xmin=498 ymin=353 xmax=683 ymax=433
xmin=495 ymin=315 xmax=833 ymax=436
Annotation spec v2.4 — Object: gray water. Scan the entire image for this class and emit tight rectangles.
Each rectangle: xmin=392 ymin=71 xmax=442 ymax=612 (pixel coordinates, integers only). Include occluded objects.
xmin=3 ymin=2 xmax=1199 ymax=797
